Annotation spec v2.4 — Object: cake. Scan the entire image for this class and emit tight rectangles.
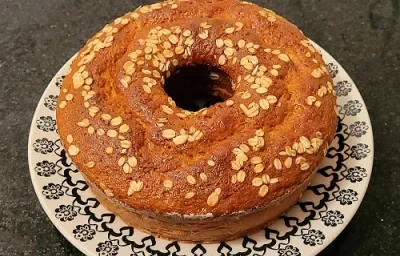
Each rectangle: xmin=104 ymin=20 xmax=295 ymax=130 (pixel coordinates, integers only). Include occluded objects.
xmin=56 ymin=0 xmax=337 ymax=242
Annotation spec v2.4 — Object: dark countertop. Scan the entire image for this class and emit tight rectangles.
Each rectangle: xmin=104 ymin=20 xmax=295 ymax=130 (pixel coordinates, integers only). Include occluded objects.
xmin=0 ymin=0 xmax=399 ymax=255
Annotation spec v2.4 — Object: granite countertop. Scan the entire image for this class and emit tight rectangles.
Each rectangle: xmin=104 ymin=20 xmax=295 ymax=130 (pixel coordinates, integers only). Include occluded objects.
xmin=0 ymin=0 xmax=399 ymax=255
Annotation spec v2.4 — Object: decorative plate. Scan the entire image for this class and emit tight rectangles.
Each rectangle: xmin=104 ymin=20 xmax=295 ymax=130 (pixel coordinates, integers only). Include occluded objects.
xmin=28 ymin=41 xmax=373 ymax=256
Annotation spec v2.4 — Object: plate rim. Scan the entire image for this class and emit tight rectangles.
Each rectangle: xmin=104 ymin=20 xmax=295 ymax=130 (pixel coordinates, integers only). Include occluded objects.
xmin=27 ymin=41 xmax=374 ymax=256
xmin=309 ymin=40 xmax=374 ymax=255
xmin=27 ymin=55 xmax=95 ymax=256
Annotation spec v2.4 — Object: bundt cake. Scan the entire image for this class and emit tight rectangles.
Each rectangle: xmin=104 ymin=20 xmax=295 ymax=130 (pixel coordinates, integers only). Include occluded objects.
xmin=56 ymin=0 xmax=337 ymax=242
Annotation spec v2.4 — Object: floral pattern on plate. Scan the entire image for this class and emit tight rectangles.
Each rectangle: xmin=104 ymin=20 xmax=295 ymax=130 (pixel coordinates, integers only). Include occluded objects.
xmin=28 ymin=42 xmax=373 ymax=255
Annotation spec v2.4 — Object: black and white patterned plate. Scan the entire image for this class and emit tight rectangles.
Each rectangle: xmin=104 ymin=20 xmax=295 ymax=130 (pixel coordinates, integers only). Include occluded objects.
xmin=28 ymin=41 xmax=373 ymax=256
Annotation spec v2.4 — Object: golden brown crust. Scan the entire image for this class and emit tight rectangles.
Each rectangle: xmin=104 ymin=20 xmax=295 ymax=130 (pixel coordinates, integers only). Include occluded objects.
xmin=85 ymin=171 xmax=312 ymax=242
xmin=56 ymin=0 xmax=337 ymax=237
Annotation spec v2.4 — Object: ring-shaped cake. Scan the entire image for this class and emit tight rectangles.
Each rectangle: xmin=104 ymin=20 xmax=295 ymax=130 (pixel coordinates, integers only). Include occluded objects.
xmin=57 ymin=0 xmax=338 ymax=242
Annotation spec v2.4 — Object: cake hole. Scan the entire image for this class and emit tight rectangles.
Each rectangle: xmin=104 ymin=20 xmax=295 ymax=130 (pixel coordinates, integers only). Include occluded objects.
xmin=164 ymin=64 xmax=234 ymax=111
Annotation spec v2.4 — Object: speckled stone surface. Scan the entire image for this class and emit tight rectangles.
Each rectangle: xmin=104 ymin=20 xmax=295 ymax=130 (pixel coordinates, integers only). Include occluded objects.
xmin=0 ymin=0 xmax=399 ymax=255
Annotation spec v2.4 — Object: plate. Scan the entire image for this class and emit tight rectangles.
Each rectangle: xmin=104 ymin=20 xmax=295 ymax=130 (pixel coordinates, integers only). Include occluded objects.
xmin=28 ymin=42 xmax=373 ymax=256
